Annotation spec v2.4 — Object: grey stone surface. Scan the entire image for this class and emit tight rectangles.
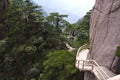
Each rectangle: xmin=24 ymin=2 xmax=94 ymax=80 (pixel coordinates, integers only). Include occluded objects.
xmin=85 ymin=0 xmax=120 ymax=80
xmin=90 ymin=0 xmax=120 ymax=69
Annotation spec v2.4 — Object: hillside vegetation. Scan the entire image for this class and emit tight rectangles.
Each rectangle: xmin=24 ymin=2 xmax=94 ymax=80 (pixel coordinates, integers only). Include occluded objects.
xmin=0 ymin=0 xmax=91 ymax=80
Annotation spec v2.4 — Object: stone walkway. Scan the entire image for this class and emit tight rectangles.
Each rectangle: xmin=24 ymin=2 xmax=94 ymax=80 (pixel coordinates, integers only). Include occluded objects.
xmin=75 ymin=47 xmax=116 ymax=80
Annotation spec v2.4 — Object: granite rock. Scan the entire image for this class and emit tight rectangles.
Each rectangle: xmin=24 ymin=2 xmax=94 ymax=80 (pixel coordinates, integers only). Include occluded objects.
xmin=85 ymin=0 xmax=120 ymax=79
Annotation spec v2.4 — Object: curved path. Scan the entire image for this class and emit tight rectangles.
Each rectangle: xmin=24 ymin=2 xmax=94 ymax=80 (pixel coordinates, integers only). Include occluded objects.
xmin=75 ymin=47 xmax=117 ymax=80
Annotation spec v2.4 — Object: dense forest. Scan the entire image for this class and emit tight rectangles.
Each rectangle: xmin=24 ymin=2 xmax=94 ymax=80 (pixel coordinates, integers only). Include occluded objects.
xmin=0 ymin=0 xmax=91 ymax=80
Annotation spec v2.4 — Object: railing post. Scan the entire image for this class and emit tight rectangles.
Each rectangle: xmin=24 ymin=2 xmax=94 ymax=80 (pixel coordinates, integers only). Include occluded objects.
xmin=78 ymin=60 xmax=80 ymax=68
xmin=91 ymin=61 xmax=94 ymax=70
xmin=82 ymin=61 xmax=84 ymax=70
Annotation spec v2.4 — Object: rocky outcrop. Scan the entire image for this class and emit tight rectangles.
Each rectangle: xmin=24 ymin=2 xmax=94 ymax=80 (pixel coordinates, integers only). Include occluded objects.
xmin=85 ymin=0 xmax=120 ymax=79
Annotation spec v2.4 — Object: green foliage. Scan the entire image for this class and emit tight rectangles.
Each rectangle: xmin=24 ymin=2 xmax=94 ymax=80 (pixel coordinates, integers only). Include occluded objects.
xmin=79 ymin=44 xmax=90 ymax=51
xmin=75 ymin=11 xmax=91 ymax=45
xmin=116 ymin=46 xmax=120 ymax=57
xmin=40 ymin=50 xmax=80 ymax=80
xmin=0 ymin=0 xmax=71 ymax=79
xmin=66 ymin=10 xmax=91 ymax=47
xmin=47 ymin=12 xmax=68 ymax=32
xmin=29 ymin=67 xmax=40 ymax=78
xmin=0 ymin=0 xmax=90 ymax=79
xmin=25 ymin=46 xmax=37 ymax=54
xmin=0 ymin=40 xmax=6 ymax=52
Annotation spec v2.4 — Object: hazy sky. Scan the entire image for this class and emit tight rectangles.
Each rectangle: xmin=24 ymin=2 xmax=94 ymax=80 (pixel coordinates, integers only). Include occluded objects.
xmin=32 ymin=0 xmax=96 ymax=23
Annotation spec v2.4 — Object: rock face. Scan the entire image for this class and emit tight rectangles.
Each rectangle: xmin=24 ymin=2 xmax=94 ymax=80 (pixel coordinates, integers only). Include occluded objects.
xmin=85 ymin=0 xmax=120 ymax=79
xmin=90 ymin=0 xmax=120 ymax=70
